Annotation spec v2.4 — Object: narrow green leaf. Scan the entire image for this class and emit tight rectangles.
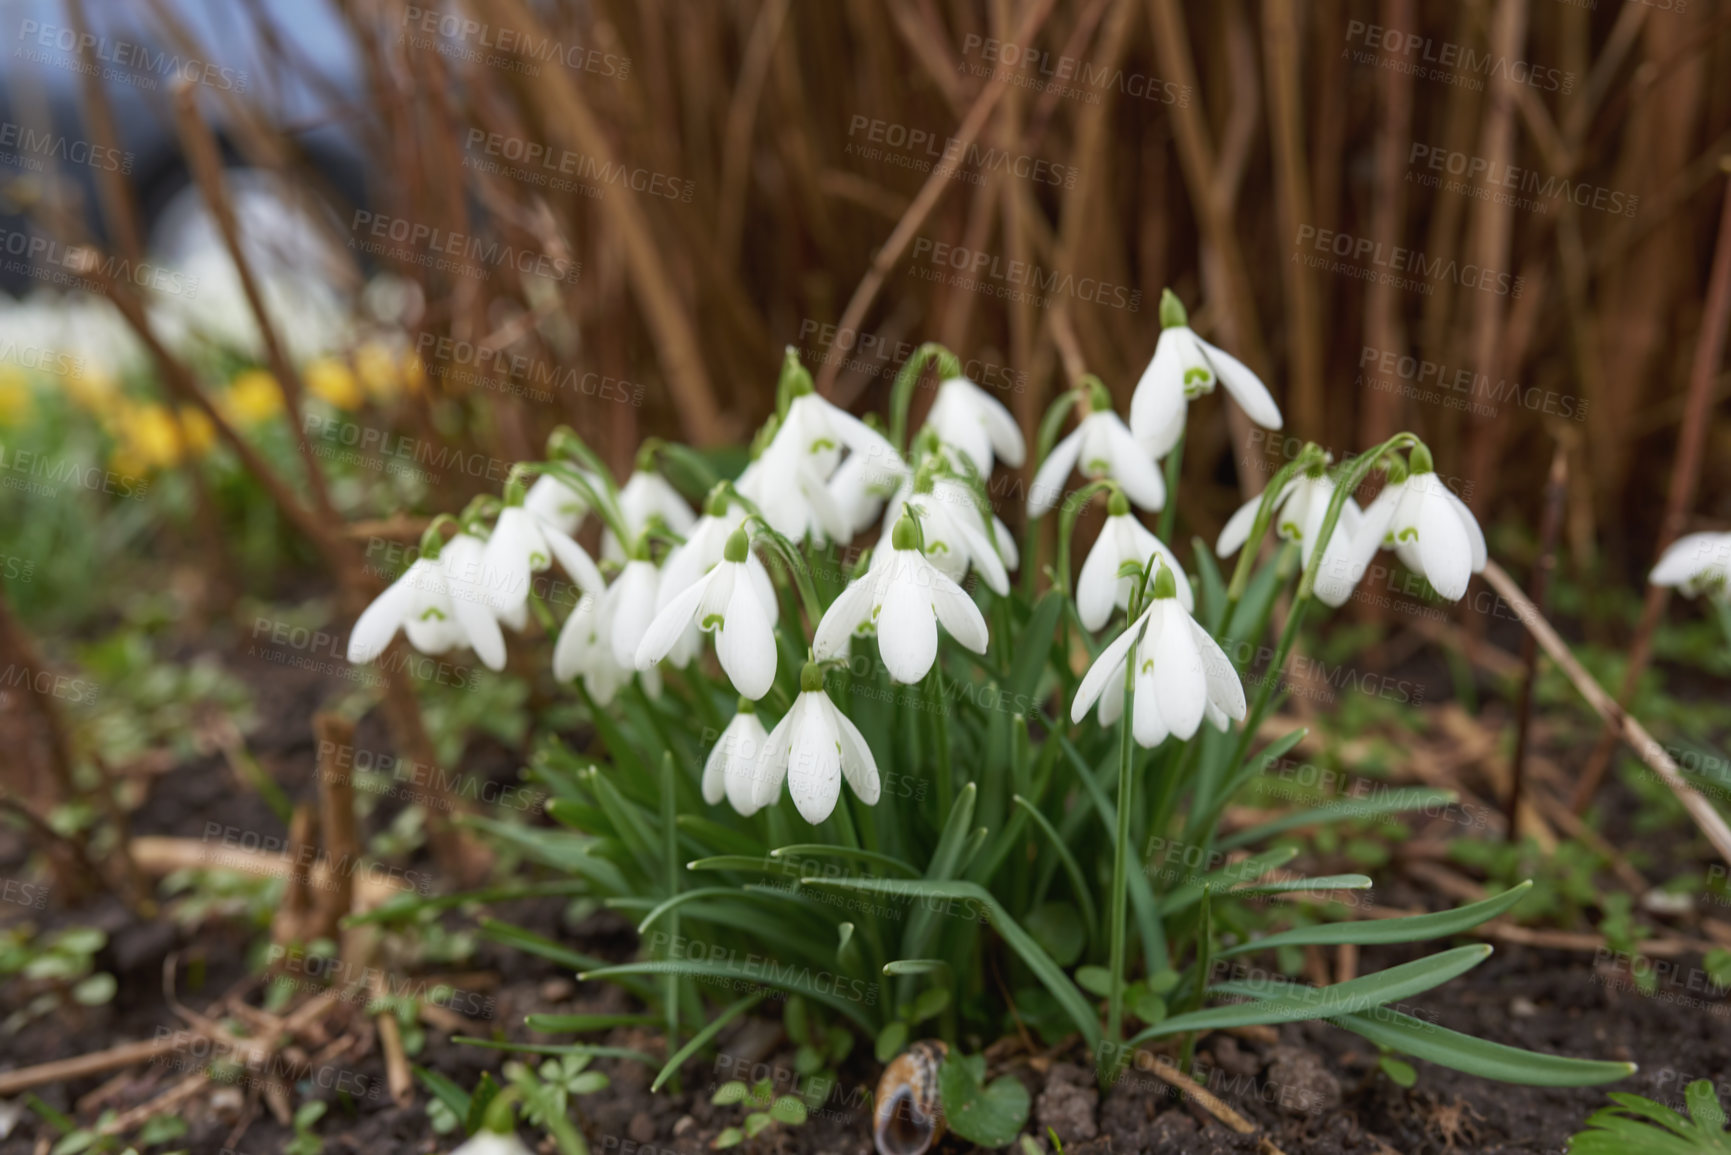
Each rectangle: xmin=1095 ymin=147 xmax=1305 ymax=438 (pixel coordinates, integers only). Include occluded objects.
xmin=770 ymin=844 xmax=921 ymax=878
xmin=652 ymin=992 xmax=766 ymax=1092
xmin=578 ymin=960 xmax=876 ymax=1032
xmin=1217 ymin=788 xmax=1458 ymax=851
xmin=1220 ymin=882 xmax=1534 ymax=957
xmin=1333 ymin=1004 xmax=1636 ymax=1087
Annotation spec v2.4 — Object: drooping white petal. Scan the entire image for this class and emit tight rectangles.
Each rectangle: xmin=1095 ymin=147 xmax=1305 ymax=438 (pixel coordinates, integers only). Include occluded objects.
xmin=719 ymin=712 xmax=770 ymax=816
xmin=946 ymin=505 xmax=1010 ymax=595
xmin=1131 ymin=639 xmax=1169 ymax=748
xmin=812 ymin=571 xmax=882 ymax=662
xmin=635 ymin=570 xmax=712 ymax=668
xmin=1143 ymin=602 xmax=1203 ymax=739
xmin=877 ymin=559 xmax=939 ymax=683
xmin=831 ymin=704 xmax=881 ymax=805
xmin=1415 ymin=489 xmax=1472 ymax=600
xmin=928 ymin=563 xmax=989 ymax=654
xmin=752 ymin=696 xmax=803 ymax=809
xmin=346 ymin=565 xmax=423 ymax=663
xmin=717 ymin=572 xmax=777 ymax=700
xmin=1071 ymin=610 xmax=1148 ymax=722
xmin=701 ymin=724 xmax=730 ymax=804
xmin=609 ymin=561 xmax=660 ymax=668
xmin=1129 ymin=327 xmax=1190 ymax=451
xmin=524 ymin=473 xmax=595 ymax=535
xmin=1199 ymin=338 xmax=1283 ymax=430
xmin=1439 ymin=486 xmax=1487 ymax=572
xmin=1216 ymin=493 xmax=1267 ymax=559
xmin=786 ymin=694 xmax=842 ymax=824
xmin=442 ymin=535 xmax=507 ymax=670
xmin=1029 ymin=426 xmax=1084 ymax=517
xmin=1097 ymin=414 xmax=1165 ymax=512
xmin=551 ymin=596 xmax=596 ymax=683
xmin=535 ymin=526 xmax=599 ymax=595
xmin=1075 ymin=523 xmax=1124 ymax=632
xmin=484 ymin=507 xmax=546 ymax=615
xmin=1653 ymin=533 xmax=1731 ymax=588
xmin=1193 ymin=619 xmax=1247 ymax=723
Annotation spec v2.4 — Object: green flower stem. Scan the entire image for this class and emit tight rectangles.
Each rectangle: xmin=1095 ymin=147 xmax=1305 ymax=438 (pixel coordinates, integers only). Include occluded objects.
xmin=1157 ymin=433 xmax=1184 ymax=542
xmin=1105 ymin=652 xmax=1137 ymax=1064
xmin=926 ymin=669 xmax=954 ymax=823
xmin=416 ymin=513 xmax=459 ymax=560
xmin=889 ymin=342 xmax=960 ymax=452
xmin=528 ymin=460 xmax=634 ymax=550
xmin=739 ymin=515 xmax=825 ymax=634
xmin=546 ymin=426 xmax=622 ymax=505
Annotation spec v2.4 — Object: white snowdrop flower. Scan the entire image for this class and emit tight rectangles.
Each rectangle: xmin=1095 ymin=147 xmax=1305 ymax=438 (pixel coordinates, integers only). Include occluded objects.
xmin=636 ymin=530 xmax=780 ymax=700
xmin=813 ymin=515 xmax=989 ymax=684
xmin=828 ymin=439 xmax=911 ymax=537
xmin=925 ymin=375 xmax=1026 ymax=475
xmin=482 ymin=504 xmax=607 ymax=623
xmin=1651 ymin=532 xmax=1731 ymax=601
xmin=1216 ymin=467 xmax=1366 ymax=608
xmin=448 ymin=1130 xmax=535 ymax=1155
xmin=1077 ymin=490 xmax=1192 ymax=630
xmin=1070 ymin=562 xmax=1246 ymax=748
xmin=347 ymin=532 xmax=506 ymax=671
xmin=523 ymin=471 xmax=603 ymax=536
xmin=704 ymin=705 xmax=772 ymax=815
xmin=552 ymin=588 xmax=656 ymax=706
xmin=752 ymin=664 xmax=881 ymax=824
xmin=1029 ymin=388 xmax=1165 ymax=518
xmin=607 ymin=558 xmax=662 ymax=669
xmin=1344 ymin=448 xmax=1485 ymax=602
xmin=602 ymin=470 xmax=696 ymax=562
xmin=880 ymin=476 xmax=1012 ymax=595
xmin=653 ymin=497 xmax=761 ymax=667
xmin=1130 ymin=291 xmax=1283 ymax=457
xmin=739 ymin=437 xmax=852 ymax=545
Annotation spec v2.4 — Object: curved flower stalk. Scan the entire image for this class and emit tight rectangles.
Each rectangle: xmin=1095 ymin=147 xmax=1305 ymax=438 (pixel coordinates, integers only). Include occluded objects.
xmin=704 ymin=703 xmax=772 ymax=815
xmin=1651 ymin=532 xmax=1731 ymax=601
xmin=925 ymin=375 xmax=1026 ymax=476
xmin=812 ymin=514 xmax=989 ymax=684
xmin=1130 ymin=290 xmax=1283 ymax=457
xmin=1070 ymin=562 xmax=1246 ymax=747
xmin=635 ymin=529 xmax=780 ymax=699
xmin=347 ymin=530 xmax=507 ymax=671
xmin=1077 ymin=490 xmax=1192 ymax=629
xmin=523 ymin=470 xmax=603 ymax=536
xmin=753 ymin=664 xmax=882 ymax=824
xmin=1030 ymin=380 xmax=1165 ymax=517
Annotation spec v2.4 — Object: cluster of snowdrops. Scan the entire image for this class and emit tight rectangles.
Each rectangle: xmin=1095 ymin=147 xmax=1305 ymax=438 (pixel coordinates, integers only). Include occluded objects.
xmin=345 ymin=291 xmax=1491 ymax=824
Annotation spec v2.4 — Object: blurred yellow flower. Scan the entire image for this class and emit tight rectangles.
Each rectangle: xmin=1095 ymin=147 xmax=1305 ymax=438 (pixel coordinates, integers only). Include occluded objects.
xmin=306 ymin=356 xmax=363 ymax=410
xmin=224 ymin=369 xmax=283 ymax=426
xmin=355 ymin=341 xmax=400 ymax=400
xmin=117 ymin=402 xmax=185 ymax=471
xmin=401 ymin=350 xmax=426 ymax=394
xmin=0 ymin=368 xmax=33 ymax=427
xmin=178 ymin=407 xmax=216 ymax=455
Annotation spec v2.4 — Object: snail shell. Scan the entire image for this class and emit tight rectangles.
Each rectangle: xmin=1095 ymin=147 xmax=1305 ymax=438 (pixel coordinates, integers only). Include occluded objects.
xmin=874 ymin=1039 xmax=948 ymax=1155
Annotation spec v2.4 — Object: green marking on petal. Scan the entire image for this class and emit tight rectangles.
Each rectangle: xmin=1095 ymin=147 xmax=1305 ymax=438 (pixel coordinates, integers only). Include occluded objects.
xmin=1397 ymin=527 xmax=1419 ymax=543
xmin=418 ymin=607 xmax=448 ymax=622
xmin=531 ymin=551 xmax=549 ymax=567
xmin=809 ymin=437 xmax=838 ymax=454
xmin=701 ymin=613 xmax=725 ymax=631
xmin=1085 ymin=458 xmax=1111 ymax=475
